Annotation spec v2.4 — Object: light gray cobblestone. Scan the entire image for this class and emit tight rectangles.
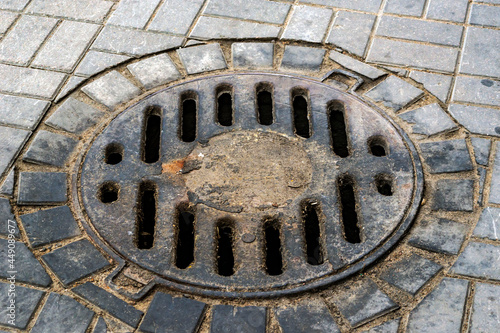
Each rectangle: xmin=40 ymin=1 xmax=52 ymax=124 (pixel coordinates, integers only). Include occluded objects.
xmin=127 ymin=54 xmax=181 ymax=89
xmin=282 ymin=5 xmax=332 ymax=43
xmin=453 ymin=76 xmax=500 ymax=106
xmin=281 ymin=45 xmax=325 ymax=71
xmin=108 ymin=0 xmax=161 ymax=29
xmin=426 ymin=0 xmax=469 ymax=23
xmin=470 ymin=283 xmax=500 ymax=332
xmin=327 ymin=11 xmax=375 ymax=56
xmin=46 ymin=98 xmax=104 ymax=134
xmin=191 ymin=16 xmax=281 ymax=39
xmin=473 ymin=207 xmax=500 ymax=241
xmin=149 ymin=0 xmax=204 ymax=35
xmin=409 ymin=71 xmax=452 ymax=103
xmin=399 ymin=103 xmax=457 ymax=136
xmin=232 ymin=43 xmax=274 ymax=69
xmin=76 ymin=51 xmax=130 ymax=77
xmin=177 ymin=44 xmax=227 ymax=74
xmin=449 ymin=104 xmax=500 ymax=137
xmin=0 ymin=0 xmax=30 ymax=11
xmin=385 ymin=0 xmax=426 ymax=17
xmin=82 ymin=71 xmax=141 ymax=109
xmin=471 ymin=4 xmax=500 ymax=28
xmin=0 ymin=11 xmax=18 ymax=34
xmin=26 ymin=0 xmax=113 ymax=23
xmin=460 ymin=27 xmax=500 ymax=77
xmin=205 ymin=0 xmax=290 ymax=24
xmin=0 ymin=94 xmax=49 ymax=130
xmin=0 ymin=126 xmax=30 ymax=178
xmin=451 ymin=242 xmax=500 ymax=280
xmin=301 ymin=0 xmax=382 ymax=13
xmin=364 ymin=76 xmax=424 ymax=111
xmin=56 ymin=76 xmax=86 ymax=102
xmin=329 ymin=50 xmax=384 ymax=79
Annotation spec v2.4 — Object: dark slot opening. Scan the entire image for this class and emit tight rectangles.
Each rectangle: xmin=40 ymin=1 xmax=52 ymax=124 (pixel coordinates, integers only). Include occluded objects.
xmin=143 ymin=107 xmax=162 ymax=163
xmin=175 ymin=207 xmax=195 ymax=269
xmin=328 ymin=101 xmax=350 ymax=158
xmin=105 ymin=143 xmax=123 ymax=165
xmin=303 ymin=202 xmax=324 ymax=265
xmin=216 ymin=221 xmax=235 ymax=276
xmin=216 ymin=86 xmax=233 ymax=126
xmin=180 ymin=93 xmax=197 ymax=142
xmin=375 ymin=174 xmax=394 ymax=196
xmin=137 ymin=181 xmax=157 ymax=249
xmin=99 ymin=182 xmax=119 ymax=203
xmin=263 ymin=219 xmax=283 ymax=275
xmin=256 ymin=83 xmax=274 ymax=125
xmin=338 ymin=176 xmax=361 ymax=244
xmin=368 ymin=136 xmax=388 ymax=157
xmin=292 ymin=91 xmax=311 ymax=138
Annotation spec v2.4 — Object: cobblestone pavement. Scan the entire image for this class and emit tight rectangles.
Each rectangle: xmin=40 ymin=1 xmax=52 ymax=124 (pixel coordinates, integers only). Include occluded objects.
xmin=0 ymin=0 xmax=499 ymax=332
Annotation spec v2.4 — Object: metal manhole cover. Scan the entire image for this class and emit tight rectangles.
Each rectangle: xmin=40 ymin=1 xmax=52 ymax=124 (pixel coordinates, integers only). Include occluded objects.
xmin=78 ymin=73 xmax=423 ymax=297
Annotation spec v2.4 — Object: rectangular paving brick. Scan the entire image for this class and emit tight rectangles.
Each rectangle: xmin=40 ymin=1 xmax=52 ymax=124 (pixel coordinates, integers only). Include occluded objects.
xmin=330 ymin=50 xmax=384 ymax=79
xmin=76 ymin=50 xmax=130 ymax=77
xmin=33 ymin=20 xmax=100 ymax=72
xmin=0 ymin=126 xmax=29 ymax=179
xmin=0 ymin=94 xmax=49 ymax=130
xmin=23 ymin=130 xmax=78 ymax=167
xmin=108 ymin=0 xmax=161 ymax=29
xmin=385 ymin=0 xmax=425 ymax=16
xmin=432 ymin=179 xmax=474 ymax=211
xmin=82 ymin=71 xmax=141 ymax=109
xmin=0 ymin=11 xmax=18 ymax=33
xmin=452 ymin=76 xmax=500 ymax=107
xmin=0 ymin=15 xmax=58 ymax=66
xmin=232 ymin=43 xmax=274 ymax=69
xmin=18 ymin=172 xmax=67 ymax=205
xmin=449 ymin=104 xmax=500 ymax=137
xmin=283 ymin=5 xmax=333 ymax=43
xmin=408 ymin=218 xmax=468 ymax=255
xmin=281 ymin=45 xmax=325 ymax=71
xmin=275 ymin=299 xmax=340 ymax=333
xmin=328 ymin=11 xmax=376 ymax=56
xmin=367 ymin=38 xmax=459 ymax=72
xmin=409 ymin=71 xmax=453 ymax=103
xmin=470 ymin=283 xmax=500 ymax=333
xmin=451 ymin=242 xmax=500 ymax=281
xmin=177 ymin=44 xmax=227 ymax=74
xmin=26 ymin=0 xmax=113 ymax=23
xmin=206 ymin=0 xmax=290 ymax=24
xmin=0 ymin=0 xmax=30 ymax=11
xmin=301 ymin=0 xmax=382 ymax=13
xmin=46 ymin=97 xmax=104 ymax=134
xmin=426 ymin=0 xmax=468 ymax=23
xmin=149 ymin=0 xmax=204 ymax=35
xmin=191 ymin=16 xmax=281 ymax=39
xmin=460 ymin=27 xmax=500 ymax=77
xmin=127 ymin=54 xmax=181 ymax=89
xmin=0 ymin=282 xmax=44 ymax=329
xmin=489 ymin=142 xmax=500 ymax=204
xmin=471 ymin=4 xmax=500 ymax=28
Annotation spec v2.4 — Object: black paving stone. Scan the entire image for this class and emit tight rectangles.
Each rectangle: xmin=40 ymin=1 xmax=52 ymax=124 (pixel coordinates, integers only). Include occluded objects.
xmin=432 ymin=179 xmax=474 ymax=211
xmin=275 ymin=299 xmax=340 ymax=333
xmin=93 ymin=317 xmax=107 ymax=333
xmin=18 ymin=172 xmax=67 ymax=205
xmin=408 ymin=218 xmax=468 ymax=255
xmin=73 ymin=282 xmax=143 ymax=328
xmin=420 ymin=139 xmax=473 ymax=173
xmin=0 ymin=282 xmax=44 ymax=329
xmin=42 ymin=239 xmax=110 ymax=286
xmin=31 ymin=292 xmax=94 ymax=333
xmin=23 ymin=130 xmax=78 ymax=167
xmin=140 ymin=292 xmax=206 ymax=333
xmin=471 ymin=137 xmax=491 ymax=166
xmin=0 ymin=197 xmax=19 ymax=238
xmin=379 ymin=254 xmax=442 ymax=295
xmin=20 ymin=206 xmax=81 ymax=248
xmin=211 ymin=305 xmax=266 ymax=333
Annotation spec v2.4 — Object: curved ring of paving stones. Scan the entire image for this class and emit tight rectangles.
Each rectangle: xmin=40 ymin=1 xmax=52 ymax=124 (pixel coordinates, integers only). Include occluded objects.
xmin=0 ymin=40 xmax=498 ymax=333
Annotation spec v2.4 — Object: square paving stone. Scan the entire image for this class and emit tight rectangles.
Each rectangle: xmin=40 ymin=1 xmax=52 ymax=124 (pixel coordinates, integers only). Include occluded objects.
xmin=379 ymin=254 xmax=442 ymax=295
xmin=364 ymin=76 xmax=424 ymax=111
xmin=473 ymin=207 xmax=500 ymax=241
xmin=232 ymin=43 xmax=274 ymax=69
xmin=82 ymin=71 xmax=141 ymax=110
xmin=107 ymin=0 xmax=161 ymax=29
xmin=409 ymin=71 xmax=452 ymax=103
xmin=275 ymin=299 xmax=340 ymax=333
xmin=177 ymin=44 xmax=227 ymax=75
xmin=488 ymin=142 xmax=500 ymax=204
xmin=432 ymin=179 xmax=474 ymax=211
xmin=420 ymin=139 xmax=472 ymax=173
xmin=282 ymin=5 xmax=333 ymax=43
xmin=385 ymin=0 xmax=425 ymax=16
xmin=127 ymin=54 xmax=181 ymax=90
xmin=0 ymin=126 xmax=30 ymax=179
xmin=471 ymin=137 xmax=491 ymax=166
xmin=0 ymin=197 xmax=18 ymax=238
xmin=470 ymin=283 xmax=500 ymax=332
xmin=327 ymin=11 xmax=376 ymax=56
xmin=451 ymin=242 xmax=500 ymax=281
xmin=211 ymin=305 xmax=266 ymax=333
xmin=362 ymin=319 xmax=400 ymax=333
xmin=46 ymin=98 xmax=105 ymax=135
xmin=281 ymin=46 xmax=325 ymax=71
xmin=452 ymin=76 xmax=500 ymax=107
xmin=399 ymin=104 xmax=456 ymax=136
xmin=0 ymin=94 xmax=49 ymax=130
xmin=20 ymin=206 xmax=81 ymax=248
xmin=76 ymin=51 xmax=130 ymax=77
xmin=23 ymin=130 xmax=78 ymax=167
xmin=149 ymin=0 xmax=204 ymax=34
xmin=331 ymin=279 xmax=398 ymax=327
xmin=0 ymin=282 xmax=44 ymax=329
xmin=42 ymin=239 xmax=110 ymax=286
xmin=408 ymin=218 xmax=468 ymax=255
xmin=31 ymin=292 xmax=94 ymax=333
xmin=140 ymin=292 xmax=206 ymax=333
xmin=449 ymin=104 xmax=500 ymax=137
xmin=73 ymin=282 xmax=143 ymax=328
xmin=460 ymin=27 xmax=500 ymax=77
xmin=18 ymin=172 xmax=67 ymax=205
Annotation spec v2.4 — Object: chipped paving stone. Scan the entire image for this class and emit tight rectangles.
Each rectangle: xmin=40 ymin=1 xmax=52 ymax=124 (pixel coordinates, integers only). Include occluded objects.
xmin=23 ymin=130 xmax=78 ymax=167
xmin=329 ymin=50 xmax=384 ymax=80
xmin=470 ymin=283 xmax=500 ymax=332
xmin=364 ymin=76 xmax=424 ymax=111
xmin=177 ymin=44 xmax=227 ymax=75
xmin=0 ymin=94 xmax=49 ymax=130
xmin=0 ymin=282 xmax=44 ymax=329
xmin=473 ymin=207 xmax=500 ymax=241
xmin=282 ymin=5 xmax=333 ymax=43
xmin=211 ymin=305 xmax=266 ymax=333
xmin=408 ymin=218 xmax=468 ymax=255
xmin=75 ymin=51 xmax=130 ymax=78
xmin=46 ymin=98 xmax=105 ymax=135
xmin=399 ymin=103 xmax=457 ymax=136
xmin=449 ymin=104 xmax=500 ymax=137
xmin=275 ymin=299 xmax=340 ymax=333
xmin=232 ymin=43 xmax=274 ymax=69
xmin=281 ymin=45 xmax=325 ymax=72
xmin=82 ymin=71 xmax=141 ymax=110
xmin=409 ymin=71 xmax=453 ymax=103
xmin=127 ymin=53 xmax=182 ymax=90
xmin=419 ymin=139 xmax=473 ymax=173
xmin=432 ymin=179 xmax=474 ymax=211
xmin=451 ymin=242 xmax=500 ymax=281
xmin=471 ymin=137 xmax=491 ymax=166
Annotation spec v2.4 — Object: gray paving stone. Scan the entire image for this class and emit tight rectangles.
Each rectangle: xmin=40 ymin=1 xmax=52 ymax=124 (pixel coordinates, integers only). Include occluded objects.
xmin=0 ymin=0 xmax=30 ymax=11
xmin=409 ymin=71 xmax=453 ymax=103
xmin=20 ymin=206 xmax=81 ymax=248
xmin=232 ymin=43 xmax=274 ymax=69
xmin=140 ymin=292 xmax=206 ymax=333
xmin=0 ymin=94 xmax=49 ymax=130
xmin=275 ymin=299 xmax=340 ymax=333
xmin=478 ymin=166 xmax=486 ymax=205
xmin=471 ymin=4 xmax=500 ymax=28
xmin=92 ymin=26 xmax=184 ymax=56
xmin=0 ymin=11 xmax=18 ymax=33
xmin=191 ymin=16 xmax=281 ymax=39
xmin=330 ymin=51 xmax=384 ymax=79
xmin=149 ymin=0 xmax=204 ymax=35
xmin=31 ymin=293 xmax=94 ymax=333
xmin=108 ymin=0 xmax=161 ymax=29
xmin=432 ymin=179 xmax=474 ymax=211
xmin=82 ymin=71 xmax=141 ymax=109
xmin=42 ymin=239 xmax=110 ymax=286
xmin=427 ymin=0 xmax=468 ymax=23
xmin=0 ymin=197 xmax=18 ymax=237
xmin=364 ymin=76 xmax=424 ymax=111
xmin=377 ymin=16 xmax=463 ymax=47
xmin=0 ymin=64 xmax=66 ymax=99
xmin=327 ymin=11 xmax=376 ymax=56
xmin=73 ymin=282 xmax=143 ymax=328
xmin=23 ymin=130 xmax=78 ymax=167
xmin=363 ymin=319 xmax=400 ymax=333
xmin=471 ymin=137 xmax=491 ymax=166
xmin=470 ymin=283 xmax=500 ymax=332
xmin=408 ymin=218 xmax=468 ymax=255
xmin=128 ymin=54 xmax=181 ymax=90
xmin=332 ymin=279 xmax=398 ymax=327
xmin=93 ymin=317 xmax=107 ymax=333
xmin=0 ymin=282 xmax=44 ymax=329
xmin=76 ymin=51 xmax=130 ymax=77
xmin=55 ymin=76 xmax=86 ymax=102
xmin=178 ymin=44 xmax=227 ymax=74
xmin=0 ymin=15 xmax=57 ymax=66
xmin=17 ymin=172 xmax=67 ymax=205
xmin=301 ymin=0 xmax=382 ymax=13
xmin=205 ymin=0 xmax=290 ymax=24
xmin=281 ymin=46 xmax=325 ymax=71
xmin=0 ymin=126 xmax=30 ymax=179
xmin=282 ymin=5 xmax=332 ymax=43
xmin=0 ymin=238 xmax=51 ymax=287
xmin=420 ymin=139 xmax=472 ymax=173
xmin=33 ymin=21 xmax=100 ymax=72
xmin=46 ymin=98 xmax=104 ymax=135
xmin=211 ymin=305 xmax=266 ymax=333
xmin=367 ymin=38 xmax=459 ymax=72
xmin=451 ymin=242 xmax=500 ymax=280
xmin=452 ymin=76 xmax=500 ymax=107
xmin=380 ymin=254 xmax=442 ymax=295
xmin=385 ymin=0 xmax=425 ymax=16
xmin=460 ymin=27 xmax=500 ymax=77
xmin=26 ymin=0 xmax=113 ymax=23
xmin=489 ymin=143 xmax=500 ymax=204
xmin=0 ymin=169 xmax=14 ymax=197
xmin=473 ymin=207 xmax=500 ymax=241
xmin=399 ymin=103 xmax=457 ymax=136
xmin=407 ymin=278 xmax=468 ymax=333
xmin=449 ymin=104 xmax=500 ymax=137
xmin=480 ymin=0 xmax=500 ymax=3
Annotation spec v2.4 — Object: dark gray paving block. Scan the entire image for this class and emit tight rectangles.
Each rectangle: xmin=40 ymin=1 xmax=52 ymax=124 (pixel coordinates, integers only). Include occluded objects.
xmin=451 ymin=242 xmax=500 ymax=280
xmin=470 ymin=283 xmax=500 ymax=332
xmin=46 ymin=98 xmax=104 ymax=135
xmin=420 ymin=139 xmax=472 ymax=173
xmin=42 ymin=239 xmax=110 ymax=286
xmin=452 ymin=76 xmax=500 ymax=107
xmin=449 ymin=104 xmax=500 ymax=137
xmin=75 ymin=50 xmax=130 ymax=77
xmin=0 ymin=168 xmax=14 ymax=197
xmin=471 ymin=4 xmax=500 ymax=28
xmin=330 ymin=51 xmax=384 ymax=79
xmin=364 ymin=76 xmax=424 ymax=111
xmin=460 ymin=27 xmax=500 ymax=77
xmin=140 ymin=292 xmax=206 ymax=333
xmin=490 ymin=142 xmax=500 ymax=204
xmin=0 ymin=197 xmax=18 ymax=238
xmin=427 ymin=0 xmax=468 ymax=23
xmin=282 ymin=5 xmax=333 ymax=43
xmin=328 ymin=11 xmax=376 ymax=56
xmin=0 ymin=238 xmax=51 ymax=287
xmin=127 ymin=54 xmax=181 ymax=90
xmin=432 ymin=179 xmax=474 ymax=211
xmin=275 ymin=299 xmax=340 ymax=333
xmin=17 ymin=172 xmax=67 ymax=205
xmin=471 ymin=137 xmax=491 ymax=166
xmin=409 ymin=71 xmax=452 ymax=103
xmin=332 ymin=279 xmax=398 ymax=327
xmin=399 ymin=104 xmax=456 ymax=136
xmin=20 ymin=206 xmax=80 ymax=248
xmin=408 ymin=218 xmax=468 ymax=255
xmin=23 ymin=130 xmax=78 ymax=167
xmin=362 ymin=319 xmax=400 ymax=333
xmin=0 ymin=94 xmax=49 ymax=130
xmin=473 ymin=207 xmax=500 ymax=241
xmin=385 ymin=0 xmax=425 ymax=16
xmin=233 ymin=43 xmax=274 ymax=69
xmin=0 ymin=282 xmax=44 ymax=329
xmin=478 ymin=166 xmax=486 ymax=205
xmin=150 ymin=0 xmax=204 ymax=34
xmin=82 ymin=71 xmax=141 ymax=110
xmin=93 ymin=317 xmax=107 ymax=333
xmin=0 ymin=126 xmax=30 ymax=179
xmin=211 ymin=305 xmax=266 ymax=333
xmin=205 ymin=0 xmax=290 ymax=24
xmin=407 ymin=278 xmax=468 ymax=333
xmin=31 ymin=292 xmax=94 ymax=333
xmin=73 ymin=282 xmax=143 ymax=328
xmin=380 ymin=254 xmax=442 ymax=295
xmin=190 ymin=16 xmax=281 ymax=39
xmin=178 ymin=44 xmax=227 ymax=75
xmin=281 ymin=46 xmax=325 ymax=72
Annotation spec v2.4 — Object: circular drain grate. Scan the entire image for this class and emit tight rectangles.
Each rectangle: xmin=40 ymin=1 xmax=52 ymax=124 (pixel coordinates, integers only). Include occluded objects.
xmin=79 ymin=73 xmax=423 ymax=297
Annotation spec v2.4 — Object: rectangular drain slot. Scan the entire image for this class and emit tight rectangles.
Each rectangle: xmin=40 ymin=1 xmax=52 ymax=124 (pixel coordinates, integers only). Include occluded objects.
xmin=216 ymin=85 xmax=234 ymax=126
xmin=180 ymin=92 xmax=197 ymax=142
xmin=256 ymin=83 xmax=274 ymax=125
xmin=302 ymin=201 xmax=324 ymax=265
xmin=143 ymin=106 xmax=162 ymax=163
xmin=175 ymin=205 xmax=195 ymax=269
xmin=136 ymin=181 xmax=157 ymax=249
xmin=328 ymin=101 xmax=350 ymax=158
xmin=263 ymin=218 xmax=284 ymax=276
xmin=338 ymin=175 xmax=361 ymax=244
xmin=292 ymin=88 xmax=311 ymax=138
xmin=216 ymin=219 xmax=235 ymax=276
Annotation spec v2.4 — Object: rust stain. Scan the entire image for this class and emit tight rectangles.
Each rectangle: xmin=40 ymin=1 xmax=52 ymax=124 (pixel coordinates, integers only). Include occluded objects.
xmin=162 ymin=159 xmax=185 ymax=174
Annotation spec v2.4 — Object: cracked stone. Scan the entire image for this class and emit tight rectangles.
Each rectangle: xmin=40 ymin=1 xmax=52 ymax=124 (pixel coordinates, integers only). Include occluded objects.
xmin=473 ymin=207 xmax=500 ymax=241
xmin=399 ymin=103 xmax=457 ymax=136
xmin=409 ymin=71 xmax=452 ymax=103
xmin=364 ymin=76 xmax=424 ymax=111
xmin=75 ymin=51 xmax=130 ymax=77
xmin=330 ymin=50 xmax=384 ymax=80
